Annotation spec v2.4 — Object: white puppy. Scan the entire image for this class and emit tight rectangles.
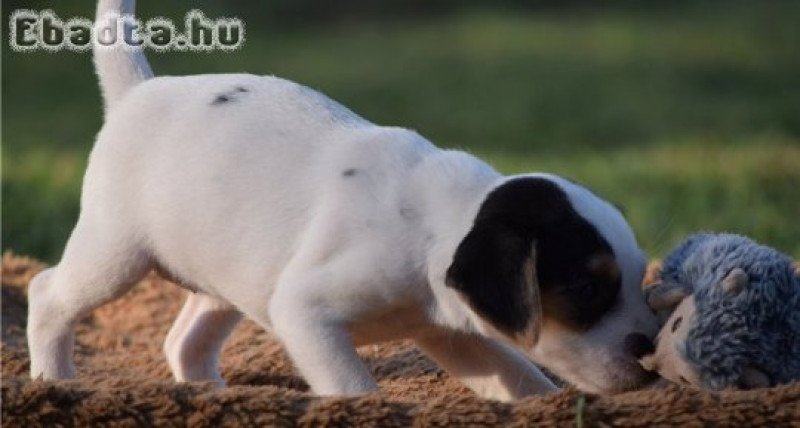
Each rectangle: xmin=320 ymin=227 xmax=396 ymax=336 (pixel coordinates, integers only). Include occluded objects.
xmin=27 ymin=0 xmax=659 ymax=400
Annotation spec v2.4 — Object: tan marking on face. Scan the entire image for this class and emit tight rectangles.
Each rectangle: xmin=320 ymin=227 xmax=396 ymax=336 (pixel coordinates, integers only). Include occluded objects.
xmin=517 ymin=252 xmax=542 ymax=348
xmin=588 ymin=253 xmax=622 ymax=286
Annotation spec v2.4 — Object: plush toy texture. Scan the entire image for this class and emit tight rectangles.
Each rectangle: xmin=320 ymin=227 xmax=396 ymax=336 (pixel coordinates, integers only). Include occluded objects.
xmin=659 ymin=233 xmax=800 ymax=389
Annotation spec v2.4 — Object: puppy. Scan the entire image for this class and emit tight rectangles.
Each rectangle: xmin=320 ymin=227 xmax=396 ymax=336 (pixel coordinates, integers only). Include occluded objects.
xmin=27 ymin=0 xmax=659 ymax=400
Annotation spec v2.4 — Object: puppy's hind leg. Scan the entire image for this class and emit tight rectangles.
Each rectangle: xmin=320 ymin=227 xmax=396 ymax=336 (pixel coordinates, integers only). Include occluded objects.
xmin=27 ymin=218 xmax=151 ymax=380
xmin=415 ymin=331 xmax=558 ymax=401
xmin=164 ymin=293 xmax=241 ymax=387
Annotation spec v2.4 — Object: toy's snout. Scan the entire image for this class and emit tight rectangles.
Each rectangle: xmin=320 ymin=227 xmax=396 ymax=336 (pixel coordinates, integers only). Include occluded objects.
xmin=638 ymin=296 xmax=703 ymax=387
xmin=637 ymin=276 xmax=702 ymax=387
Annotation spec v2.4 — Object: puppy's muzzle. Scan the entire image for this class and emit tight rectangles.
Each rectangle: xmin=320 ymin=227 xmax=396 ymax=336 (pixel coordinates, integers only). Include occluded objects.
xmin=624 ymin=332 xmax=655 ymax=360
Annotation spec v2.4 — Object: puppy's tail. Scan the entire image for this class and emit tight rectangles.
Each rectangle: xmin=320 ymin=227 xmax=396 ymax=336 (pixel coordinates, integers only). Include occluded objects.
xmin=93 ymin=0 xmax=153 ymax=113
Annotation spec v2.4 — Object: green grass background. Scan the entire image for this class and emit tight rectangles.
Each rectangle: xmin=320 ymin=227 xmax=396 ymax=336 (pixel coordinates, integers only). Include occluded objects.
xmin=3 ymin=2 xmax=799 ymax=262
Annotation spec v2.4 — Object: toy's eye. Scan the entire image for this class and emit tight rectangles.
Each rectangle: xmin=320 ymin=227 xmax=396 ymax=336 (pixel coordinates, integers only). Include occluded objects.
xmin=671 ymin=316 xmax=683 ymax=333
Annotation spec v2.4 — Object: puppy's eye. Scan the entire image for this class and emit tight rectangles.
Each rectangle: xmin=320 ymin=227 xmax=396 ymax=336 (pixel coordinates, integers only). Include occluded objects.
xmin=679 ymin=376 xmax=690 ymax=385
xmin=671 ymin=316 xmax=683 ymax=333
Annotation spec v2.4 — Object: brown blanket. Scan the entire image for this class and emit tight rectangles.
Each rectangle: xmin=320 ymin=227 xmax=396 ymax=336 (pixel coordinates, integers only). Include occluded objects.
xmin=3 ymin=253 xmax=799 ymax=426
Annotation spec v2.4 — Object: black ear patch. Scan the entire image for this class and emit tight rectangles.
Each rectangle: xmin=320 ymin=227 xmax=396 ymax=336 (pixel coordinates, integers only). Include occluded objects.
xmin=446 ymin=177 xmax=621 ymax=334
xmin=446 ymin=223 xmax=536 ymax=335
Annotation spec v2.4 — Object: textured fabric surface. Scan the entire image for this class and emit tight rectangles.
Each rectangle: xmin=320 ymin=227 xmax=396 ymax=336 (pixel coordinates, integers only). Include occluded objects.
xmin=3 ymin=252 xmax=799 ymax=427
xmin=659 ymin=233 xmax=800 ymax=389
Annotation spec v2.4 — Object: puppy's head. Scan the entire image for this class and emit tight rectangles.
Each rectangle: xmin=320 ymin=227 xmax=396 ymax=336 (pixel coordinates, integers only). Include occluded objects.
xmin=446 ymin=175 xmax=659 ymax=394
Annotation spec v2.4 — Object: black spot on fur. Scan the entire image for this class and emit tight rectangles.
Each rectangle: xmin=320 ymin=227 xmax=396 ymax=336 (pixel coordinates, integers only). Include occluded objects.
xmin=342 ymin=168 xmax=358 ymax=177
xmin=211 ymin=94 xmax=230 ymax=105
xmin=446 ymin=177 xmax=621 ymax=336
xmin=211 ymin=86 xmax=249 ymax=105
xmin=399 ymin=206 xmax=417 ymax=221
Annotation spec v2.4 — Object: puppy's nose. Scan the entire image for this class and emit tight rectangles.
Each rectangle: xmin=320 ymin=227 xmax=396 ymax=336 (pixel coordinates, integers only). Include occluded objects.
xmin=624 ymin=333 xmax=655 ymax=359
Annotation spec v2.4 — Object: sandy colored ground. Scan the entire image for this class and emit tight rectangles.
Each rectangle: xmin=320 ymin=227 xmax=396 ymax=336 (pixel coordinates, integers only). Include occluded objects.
xmin=2 ymin=252 xmax=799 ymax=426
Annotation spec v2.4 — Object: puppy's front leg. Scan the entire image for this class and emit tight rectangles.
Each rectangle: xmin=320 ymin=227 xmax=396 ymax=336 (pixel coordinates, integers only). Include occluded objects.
xmin=267 ymin=283 xmax=377 ymax=396
xmin=415 ymin=331 xmax=558 ymax=401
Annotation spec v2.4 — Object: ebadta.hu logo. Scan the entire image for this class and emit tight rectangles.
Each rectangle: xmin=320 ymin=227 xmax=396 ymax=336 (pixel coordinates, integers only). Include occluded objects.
xmin=9 ymin=9 xmax=245 ymax=52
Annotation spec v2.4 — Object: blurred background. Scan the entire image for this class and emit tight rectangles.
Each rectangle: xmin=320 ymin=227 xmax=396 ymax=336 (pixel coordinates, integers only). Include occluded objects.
xmin=2 ymin=1 xmax=799 ymax=263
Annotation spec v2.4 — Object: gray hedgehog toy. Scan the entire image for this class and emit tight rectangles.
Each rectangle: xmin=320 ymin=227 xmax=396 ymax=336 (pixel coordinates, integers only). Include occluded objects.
xmin=639 ymin=233 xmax=800 ymax=390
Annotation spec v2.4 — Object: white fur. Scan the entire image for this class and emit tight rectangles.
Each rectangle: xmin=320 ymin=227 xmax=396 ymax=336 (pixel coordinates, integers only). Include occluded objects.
xmin=93 ymin=0 xmax=153 ymax=113
xmin=27 ymin=0 xmax=659 ymax=399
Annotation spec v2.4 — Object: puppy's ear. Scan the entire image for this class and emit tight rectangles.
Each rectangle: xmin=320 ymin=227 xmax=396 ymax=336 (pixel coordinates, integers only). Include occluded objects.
xmin=445 ymin=223 xmax=541 ymax=347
